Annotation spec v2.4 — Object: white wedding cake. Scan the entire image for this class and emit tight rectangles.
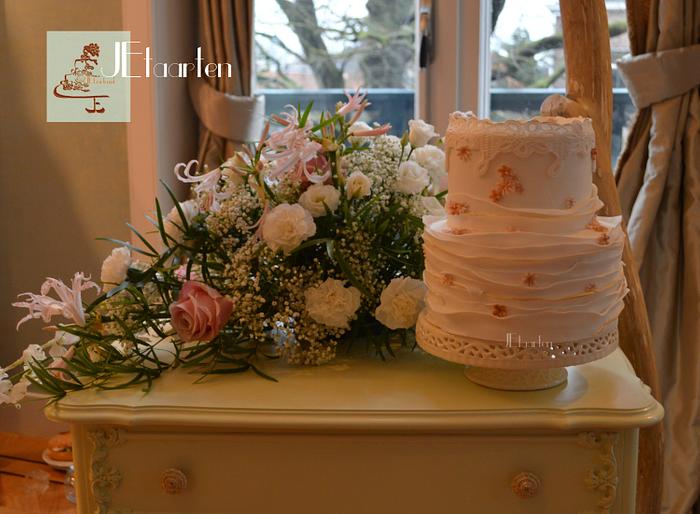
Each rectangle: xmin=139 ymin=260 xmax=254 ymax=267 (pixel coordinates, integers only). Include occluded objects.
xmin=417 ymin=113 xmax=628 ymax=375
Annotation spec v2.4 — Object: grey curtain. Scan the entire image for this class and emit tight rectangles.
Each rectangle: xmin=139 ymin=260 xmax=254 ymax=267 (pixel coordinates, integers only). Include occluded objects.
xmin=616 ymin=0 xmax=700 ymax=513
xmin=190 ymin=0 xmax=265 ymax=169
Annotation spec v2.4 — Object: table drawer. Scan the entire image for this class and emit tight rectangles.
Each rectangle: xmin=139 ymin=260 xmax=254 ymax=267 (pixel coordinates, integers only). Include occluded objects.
xmin=78 ymin=427 xmax=635 ymax=514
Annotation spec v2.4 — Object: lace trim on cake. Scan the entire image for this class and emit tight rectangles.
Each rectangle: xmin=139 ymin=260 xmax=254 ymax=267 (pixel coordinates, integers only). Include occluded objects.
xmin=416 ymin=312 xmax=619 ymax=369
xmin=445 ymin=113 xmax=595 ymax=178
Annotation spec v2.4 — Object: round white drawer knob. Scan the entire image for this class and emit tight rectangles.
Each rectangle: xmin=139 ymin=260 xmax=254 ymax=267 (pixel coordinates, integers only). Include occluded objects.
xmin=161 ymin=468 xmax=187 ymax=494
xmin=511 ymin=471 xmax=541 ymax=499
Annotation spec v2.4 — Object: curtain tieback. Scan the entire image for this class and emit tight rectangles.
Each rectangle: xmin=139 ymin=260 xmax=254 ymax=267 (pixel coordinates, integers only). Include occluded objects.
xmin=618 ymin=44 xmax=700 ymax=109
xmin=188 ymin=77 xmax=266 ymax=143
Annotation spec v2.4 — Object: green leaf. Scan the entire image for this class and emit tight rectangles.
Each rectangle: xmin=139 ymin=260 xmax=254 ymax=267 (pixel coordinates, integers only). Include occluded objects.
xmin=96 ymin=237 xmax=157 ymax=258
xmin=126 ymin=222 xmax=160 ymax=255
xmin=299 ymin=101 xmax=314 ymax=127
xmin=250 ymin=363 xmax=278 ymax=382
xmin=161 ymin=180 xmax=190 ymax=231
xmin=332 ymin=243 xmax=370 ymax=296
xmin=204 ymin=365 xmax=250 ymax=375
xmin=290 ymin=237 xmax=333 ymax=255
xmin=154 ymin=198 xmax=170 ymax=247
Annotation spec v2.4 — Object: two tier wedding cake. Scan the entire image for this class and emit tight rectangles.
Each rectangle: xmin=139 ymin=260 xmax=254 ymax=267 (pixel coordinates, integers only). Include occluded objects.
xmin=417 ymin=113 xmax=628 ymax=389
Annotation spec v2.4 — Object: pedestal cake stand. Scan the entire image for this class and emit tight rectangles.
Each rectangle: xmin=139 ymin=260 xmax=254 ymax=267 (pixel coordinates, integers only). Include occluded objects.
xmin=416 ymin=312 xmax=620 ymax=390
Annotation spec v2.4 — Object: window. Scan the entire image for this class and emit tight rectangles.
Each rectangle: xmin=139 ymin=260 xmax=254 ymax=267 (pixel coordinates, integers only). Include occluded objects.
xmin=253 ymin=0 xmax=634 ymax=164
xmin=489 ymin=0 xmax=634 ymax=164
xmin=254 ymin=0 xmax=416 ymax=134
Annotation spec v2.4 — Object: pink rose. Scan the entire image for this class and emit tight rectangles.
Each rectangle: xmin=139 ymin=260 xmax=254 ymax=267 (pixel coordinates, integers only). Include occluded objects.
xmin=300 ymin=154 xmax=332 ymax=188
xmin=169 ymin=281 xmax=233 ymax=342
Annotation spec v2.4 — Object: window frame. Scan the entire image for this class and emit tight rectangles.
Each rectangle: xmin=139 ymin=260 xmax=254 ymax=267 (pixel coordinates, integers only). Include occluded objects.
xmin=417 ymin=0 xmax=492 ymax=132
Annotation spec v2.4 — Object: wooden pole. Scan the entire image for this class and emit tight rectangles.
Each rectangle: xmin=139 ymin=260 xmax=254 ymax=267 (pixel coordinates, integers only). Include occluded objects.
xmin=540 ymin=2 xmax=664 ymax=514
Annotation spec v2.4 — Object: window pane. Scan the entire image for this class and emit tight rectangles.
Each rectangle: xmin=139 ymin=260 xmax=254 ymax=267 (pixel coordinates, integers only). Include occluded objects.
xmin=489 ymin=0 xmax=634 ymax=165
xmin=254 ymin=0 xmax=416 ymax=134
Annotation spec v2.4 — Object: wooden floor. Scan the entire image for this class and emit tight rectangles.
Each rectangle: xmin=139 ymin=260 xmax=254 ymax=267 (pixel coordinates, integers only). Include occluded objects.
xmin=0 ymin=432 xmax=76 ymax=514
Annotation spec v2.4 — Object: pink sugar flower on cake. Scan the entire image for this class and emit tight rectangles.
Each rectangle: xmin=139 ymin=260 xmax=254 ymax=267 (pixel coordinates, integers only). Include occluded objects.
xmin=597 ymin=233 xmax=611 ymax=246
xmin=441 ymin=274 xmax=455 ymax=286
xmin=456 ymin=146 xmax=472 ymax=160
xmin=489 ymin=165 xmax=523 ymax=203
xmin=523 ymin=273 xmax=536 ymax=287
xmin=492 ymin=305 xmax=508 ymax=318
xmin=446 ymin=200 xmax=470 ymax=215
xmin=564 ymin=196 xmax=576 ymax=209
xmin=586 ymin=218 xmax=608 ymax=232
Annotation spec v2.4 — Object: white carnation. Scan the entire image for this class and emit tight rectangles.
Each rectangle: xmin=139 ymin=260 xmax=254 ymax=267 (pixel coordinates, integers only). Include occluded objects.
xmin=348 ymin=121 xmax=372 ymax=145
xmin=298 ymin=184 xmax=341 ymax=217
xmin=262 ymin=203 xmax=317 ymax=254
xmin=305 ymin=278 xmax=361 ymax=329
xmin=100 ymin=246 xmax=132 ymax=291
xmin=396 ymin=161 xmax=430 ymax=194
xmin=345 ymin=171 xmax=372 ymax=199
xmin=408 ymin=119 xmax=438 ymax=147
xmin=164 ymin=200 xmax=200 ymax=244
xmin=414 ymin=144 xmax=447 ymax=192
xmin=374 ymin=277 xmax=426 ymax=329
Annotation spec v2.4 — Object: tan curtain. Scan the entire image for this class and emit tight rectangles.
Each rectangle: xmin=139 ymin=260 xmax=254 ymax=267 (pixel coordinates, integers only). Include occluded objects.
xmin=616 ymin=0 xmax=700 ymax=513
xmin=190 ymin=0 xmax=265 ymax=169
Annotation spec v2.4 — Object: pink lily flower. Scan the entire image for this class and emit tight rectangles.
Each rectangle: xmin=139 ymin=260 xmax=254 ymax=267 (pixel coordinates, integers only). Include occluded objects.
xmin=348 ymin=123 xmax=392 ymax=137
xmin=174 ymin=160 xmax=232 ymax=212
xmin=337 ymin=88 xmax=369 ymax=116
xmin=13 ymin=273 xmax=99 ymax=329
xmin=266 ymin=106 xmax=322 ymax=179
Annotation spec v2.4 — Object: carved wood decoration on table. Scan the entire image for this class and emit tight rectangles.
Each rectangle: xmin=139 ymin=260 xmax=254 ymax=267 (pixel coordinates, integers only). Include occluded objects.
xmin=539 ymin=2 xmax=663 ymax=514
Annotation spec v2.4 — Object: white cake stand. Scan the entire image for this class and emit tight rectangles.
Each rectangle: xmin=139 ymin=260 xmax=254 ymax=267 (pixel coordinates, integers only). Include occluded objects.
xmin=415 ymin=312 xmax=620 ymax=391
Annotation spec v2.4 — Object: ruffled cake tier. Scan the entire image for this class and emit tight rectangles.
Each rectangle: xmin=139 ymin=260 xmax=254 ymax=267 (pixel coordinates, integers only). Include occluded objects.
xmin=422 ymin=213 xmax=628 ymax=343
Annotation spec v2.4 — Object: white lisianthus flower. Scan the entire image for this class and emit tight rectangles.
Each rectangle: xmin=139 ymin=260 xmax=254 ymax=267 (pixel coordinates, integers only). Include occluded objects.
xmin=47 ymin=330 xmax=80 ymax=359
xmin=414 ymin=144 xmax=447 ymax=192
xmin=345 ymin=171 xmax=372 ymax=199
xmin=111 ymin=340 xmax=134 ymax=357
xmin=347 ymin=121 xmax=372 ymax=145
xmin=164 ymin=200 xmax=200 ymax=244
xmin=0 ymin=372 xmax=30 ymax=406
xmin=22 ymin=344 xmax=46 ymax=364
xmin=299 ymin=184 xmax=341 ymax=217
xmin=374 ymin=277 xmax=427 ymax=329
xmin=396 ymin=161 xmax=430 ymax=194
xmin=220 ymin=153 xmax=247 ymax=185
xmin=408 ymin=119 xmax=438 ymax=147
xmin=262 ymin=203 xmax=317 ymax=254
xmin=100 ymin=246 xmax=132 ymax=291
xmin=305 ymin=278 xmax=362 ymax=329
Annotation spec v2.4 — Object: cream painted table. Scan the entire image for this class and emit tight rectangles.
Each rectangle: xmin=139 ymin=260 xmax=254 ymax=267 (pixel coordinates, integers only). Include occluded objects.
xmin=45 ymin=348 xmax=663 ymax=514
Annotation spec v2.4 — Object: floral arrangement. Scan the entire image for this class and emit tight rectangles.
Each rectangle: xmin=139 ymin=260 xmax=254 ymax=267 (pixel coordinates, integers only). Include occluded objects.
xmin=0 ymin=91 xmax=447 ymax=406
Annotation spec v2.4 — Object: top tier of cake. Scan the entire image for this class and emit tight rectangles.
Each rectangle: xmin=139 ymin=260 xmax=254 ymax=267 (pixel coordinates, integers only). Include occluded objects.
xmin=444 ymin=112 xmax=596 ymax=211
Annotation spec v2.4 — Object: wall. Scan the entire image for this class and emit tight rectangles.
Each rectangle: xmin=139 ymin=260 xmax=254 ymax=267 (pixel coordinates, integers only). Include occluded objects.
xmin=0 ymin=0 xmax=130 ymax=435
